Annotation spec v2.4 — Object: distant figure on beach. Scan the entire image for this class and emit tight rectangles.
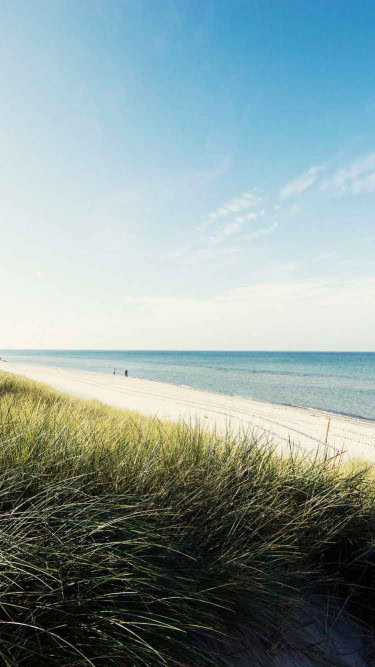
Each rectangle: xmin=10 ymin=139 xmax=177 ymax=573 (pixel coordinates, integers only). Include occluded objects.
xmin=124 ymin=370 xmax=128 ymax=377
xmin=113 ymin=368 xmax=116 ymax=375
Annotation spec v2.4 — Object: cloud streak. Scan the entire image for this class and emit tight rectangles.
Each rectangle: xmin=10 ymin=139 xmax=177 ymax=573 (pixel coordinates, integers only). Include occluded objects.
xmin=199 ymin=191 xmax=263 ymax=231
xmin=209 ymin=192 xmax=262 ymax=218
xmin=280 ymin=165 xmax=325 ymax=199
xmin=321 ymin=152 xmax=375 ymax=195
xmin=208 ymin=208 xmax=266 ymax=245
xmin=245 ymin=222 xmax=278 ymax=241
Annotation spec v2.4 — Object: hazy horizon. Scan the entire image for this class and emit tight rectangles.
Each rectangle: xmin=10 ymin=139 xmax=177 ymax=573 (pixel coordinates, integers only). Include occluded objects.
xmin=2 ymin=348 xmax=375 ymax=354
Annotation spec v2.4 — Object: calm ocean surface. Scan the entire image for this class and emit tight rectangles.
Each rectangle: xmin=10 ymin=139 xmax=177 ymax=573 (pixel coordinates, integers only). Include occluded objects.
xmin=1 ymin=350 xmax=374 ymax=420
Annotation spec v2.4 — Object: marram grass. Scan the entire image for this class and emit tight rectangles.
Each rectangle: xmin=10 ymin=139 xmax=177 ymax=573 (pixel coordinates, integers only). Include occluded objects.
xmin=0 ymin=370 xmax=374 ymax=665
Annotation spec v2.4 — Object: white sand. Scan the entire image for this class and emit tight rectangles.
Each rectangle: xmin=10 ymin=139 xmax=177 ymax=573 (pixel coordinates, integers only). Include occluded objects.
xmin=1 ymin=360 xmax=375 ymax=463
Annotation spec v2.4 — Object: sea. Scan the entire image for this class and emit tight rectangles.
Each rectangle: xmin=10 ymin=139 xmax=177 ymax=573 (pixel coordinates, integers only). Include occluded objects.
xmin=1 ymin=350 xmax=374 ymax=420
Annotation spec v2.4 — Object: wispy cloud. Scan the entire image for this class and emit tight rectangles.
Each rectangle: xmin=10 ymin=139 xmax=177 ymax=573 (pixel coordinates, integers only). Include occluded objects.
xmin=168 ymin=192 xmax=268 ymax=266
xmin=209 ymin=192 xmax=262 ymax=218
xmin=168 ymin=146 xmax=375 ymax=272
xmin=179 ymin=217 xmax=277 ymax=266
xmin=280 ymin=165 xmax=325 ymax=200
xmin=321 ymin=152 xmax=375 ymax=195
xmin=208 ymin=208 xmax=266 ymax=245
xmin=245 ymin=221 xmax=278 ymax=241
xmin=114 ymin=276 xmax=375 ymax=349
xmin=209 ymin=219 xmax=245 ymax=244
xmin=273 ymin=202 xmax=302 ymax=217
xmin=199 ymin=191 xmax=263 ymax=231
xmin=235 ymin=209 xmax=266 ymax=223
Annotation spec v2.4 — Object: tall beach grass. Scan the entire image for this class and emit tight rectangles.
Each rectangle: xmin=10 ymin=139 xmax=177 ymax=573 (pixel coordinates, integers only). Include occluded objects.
xmin=0 ymin=370 xmax=374 ymax=665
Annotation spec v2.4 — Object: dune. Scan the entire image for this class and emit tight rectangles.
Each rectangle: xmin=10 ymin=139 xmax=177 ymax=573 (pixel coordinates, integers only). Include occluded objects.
xmin=1 ymin=360 xmax=375 ymax=664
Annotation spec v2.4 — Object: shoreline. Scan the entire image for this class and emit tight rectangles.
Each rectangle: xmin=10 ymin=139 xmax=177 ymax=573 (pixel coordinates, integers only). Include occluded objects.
xmin=1 ymin=357 xmax=374 ymax=424
xmin=2 ymin=359 xmax=375 ymax=463
xmin=138 ymin=378 xmax=375 ymax=425
xmin=155 ymin=376 xmax=375 ymax=424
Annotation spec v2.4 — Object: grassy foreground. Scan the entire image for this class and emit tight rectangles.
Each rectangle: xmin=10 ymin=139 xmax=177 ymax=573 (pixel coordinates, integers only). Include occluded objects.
xmin=0 ymin=370 xmax=374 ymax=666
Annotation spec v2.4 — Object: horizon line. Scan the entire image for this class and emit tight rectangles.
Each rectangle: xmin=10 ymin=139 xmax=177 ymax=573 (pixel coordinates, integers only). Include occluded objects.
xmin=1 ymin=348 xmax=374 ymax=354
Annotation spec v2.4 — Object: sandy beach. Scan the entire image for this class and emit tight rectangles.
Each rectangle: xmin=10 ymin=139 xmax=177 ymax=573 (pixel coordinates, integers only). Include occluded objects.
xmin=1 ymin=359 xmax=375 ymax=464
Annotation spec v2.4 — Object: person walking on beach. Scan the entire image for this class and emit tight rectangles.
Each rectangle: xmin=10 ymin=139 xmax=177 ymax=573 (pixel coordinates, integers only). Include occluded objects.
xmin=113 ymin=368 xmax=116 ymax=375
xmin=124 ymin=370 xmax=128 ymax=377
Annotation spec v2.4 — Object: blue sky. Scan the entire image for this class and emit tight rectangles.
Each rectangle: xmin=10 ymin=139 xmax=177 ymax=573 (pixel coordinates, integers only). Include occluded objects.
xmin=1 ymin=0 xmax=374 ymax=350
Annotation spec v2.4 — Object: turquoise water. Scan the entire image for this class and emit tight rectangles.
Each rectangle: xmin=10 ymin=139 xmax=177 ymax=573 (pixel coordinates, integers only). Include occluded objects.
xmin=1 ymin=350 xmax=374 ymax=420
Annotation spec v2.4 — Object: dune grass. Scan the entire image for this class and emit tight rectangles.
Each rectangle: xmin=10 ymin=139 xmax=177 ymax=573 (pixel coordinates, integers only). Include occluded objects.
xmin=0 ymin=370 xmax=374 ymax=665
